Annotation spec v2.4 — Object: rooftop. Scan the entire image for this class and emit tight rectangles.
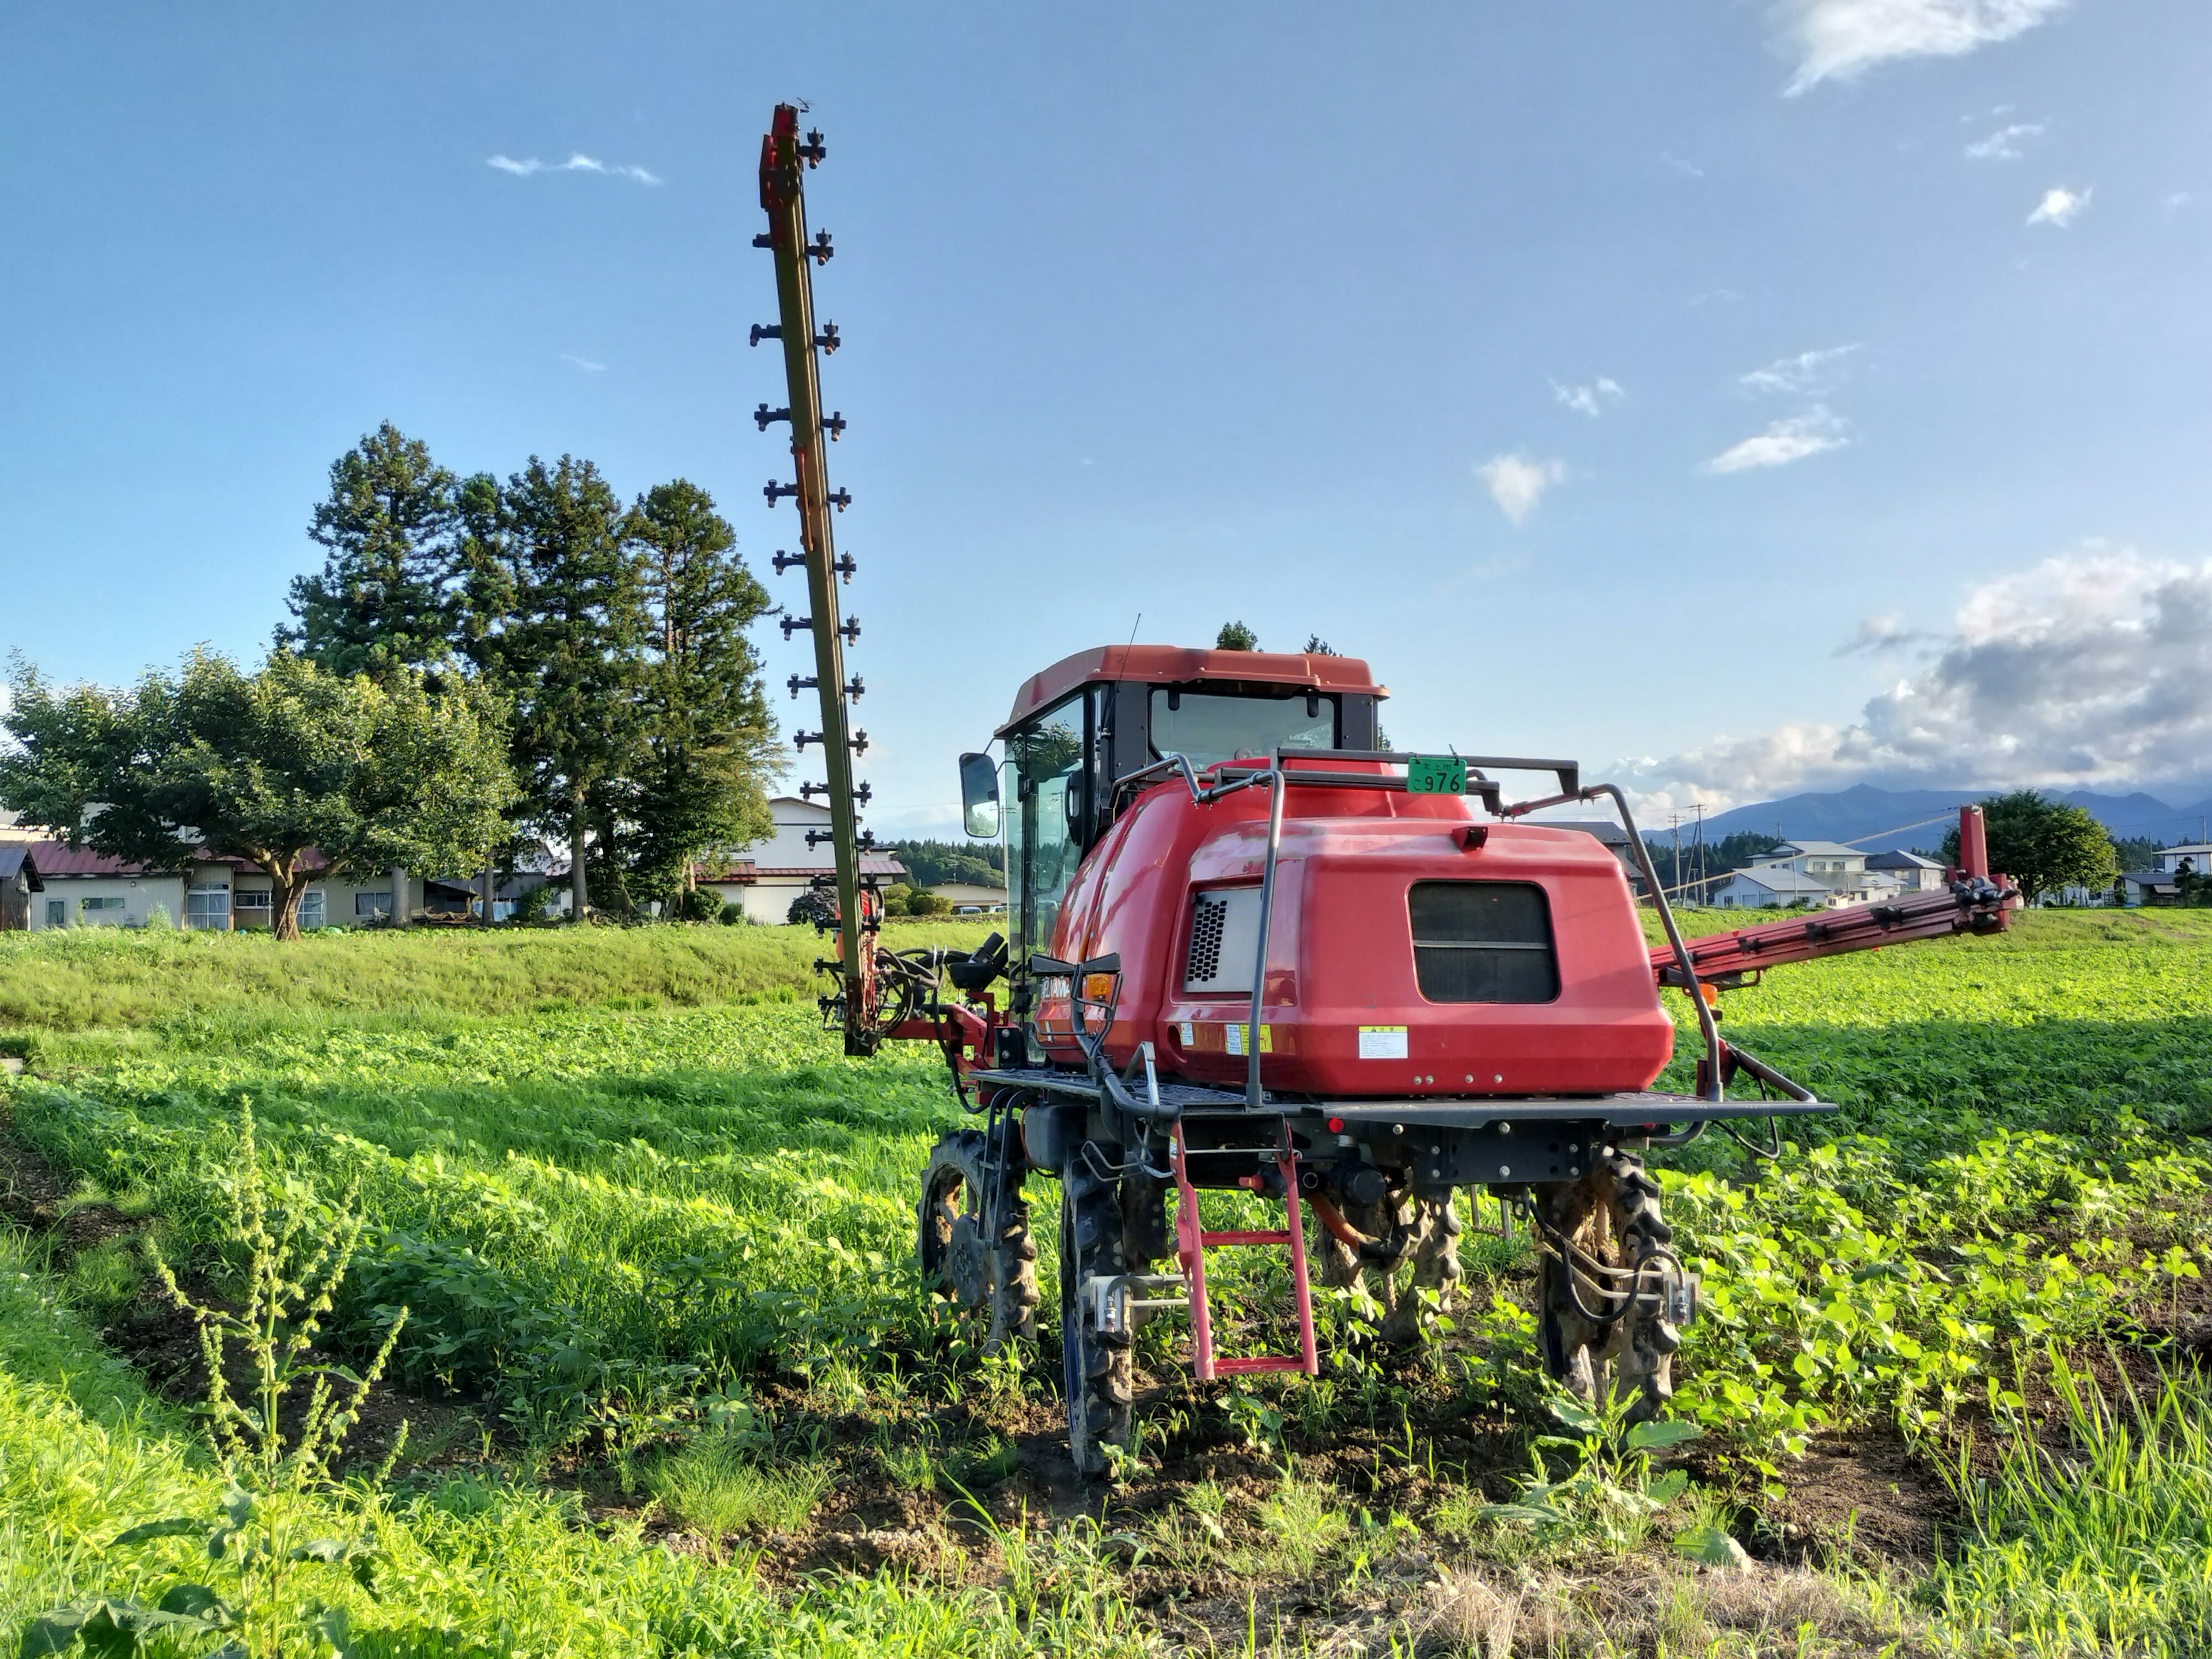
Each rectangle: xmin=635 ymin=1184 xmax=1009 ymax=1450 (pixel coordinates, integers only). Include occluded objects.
xmin=999 ymin=645 xmax=1384 ymax=736
xmin=1721 ymin=865 xmax=1832 ymax=894
xmin=1771 ymin=840 xmax=1863 ymax=857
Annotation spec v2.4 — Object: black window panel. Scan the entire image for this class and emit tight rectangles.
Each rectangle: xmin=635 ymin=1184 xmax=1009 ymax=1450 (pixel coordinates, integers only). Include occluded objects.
xmin=1407 ymin=881 xmax=1560 ymax=1004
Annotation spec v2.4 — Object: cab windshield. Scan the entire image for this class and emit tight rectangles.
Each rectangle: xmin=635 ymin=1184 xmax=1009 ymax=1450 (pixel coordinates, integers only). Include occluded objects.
xmin=1149 ymin=688 xmax=1336 ymax=770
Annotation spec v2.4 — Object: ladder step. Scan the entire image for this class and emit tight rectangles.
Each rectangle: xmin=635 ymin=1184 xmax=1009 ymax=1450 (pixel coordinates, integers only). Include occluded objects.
xmin=1213 ymin=1356 xmax=1308 ymax=1376
xmin=1171 ymin=1121 xmax=1320 ymax=1385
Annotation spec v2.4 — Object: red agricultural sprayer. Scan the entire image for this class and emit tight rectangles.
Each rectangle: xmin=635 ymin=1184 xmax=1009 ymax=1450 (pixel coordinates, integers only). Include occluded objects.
xmin=752 ymin=106 xmax=2020 ymax=1473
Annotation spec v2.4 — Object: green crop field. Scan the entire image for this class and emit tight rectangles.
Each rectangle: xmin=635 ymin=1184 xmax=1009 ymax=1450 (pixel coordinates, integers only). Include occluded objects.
xmin=3 ymin=913 xmax=2210 ymax=1656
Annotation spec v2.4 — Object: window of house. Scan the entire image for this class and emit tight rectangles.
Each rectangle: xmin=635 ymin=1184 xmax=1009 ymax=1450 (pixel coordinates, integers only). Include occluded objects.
xmin=45 ymin=900 xmax=64 ymax=927
xmin=298 ymin=891 xmax=326 ymax=929
xmin=186 ymin=886 xmax=230 ymax=929
xmin=80 ymin=896 xmax=127 ymax=915
xmin=355 ymin=891 xmax=393 ymax=919
xmin=233 ymin=889 xmax=272 ymax=921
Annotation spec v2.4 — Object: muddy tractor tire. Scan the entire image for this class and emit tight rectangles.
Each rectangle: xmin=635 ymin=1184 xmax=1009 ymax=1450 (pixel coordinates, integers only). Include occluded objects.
xmin=1533 ymin=1146 xmax=1684 ymax=1422
xmin=1316 ymin=1191 xmax=1464 ymax=1346
xmin=1058 ymin=1147 xmax=1135 ymax=1476
xmin=918 ymin=1126 xmax=1038 ymax=1353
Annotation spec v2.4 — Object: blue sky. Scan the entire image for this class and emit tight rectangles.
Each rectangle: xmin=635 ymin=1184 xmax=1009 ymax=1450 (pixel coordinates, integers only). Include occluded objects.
xmin=3 ymin=1 xmax=2208 ymax=836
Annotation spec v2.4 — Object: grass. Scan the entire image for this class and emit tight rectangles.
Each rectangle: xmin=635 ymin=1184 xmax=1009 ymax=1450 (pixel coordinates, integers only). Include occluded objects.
xmin=1928 ymin=1355 xmax=2212 ymax=1657
xmin=3 ymin=914 xmax=2212 ymax=1652
xmin=0 ymin=916 xmax=994 ymax=1042
xmin=646 ymin=1429 xmax=832 ymax=1543
xmin=0 ymin=1226 xmax=1161 ymax=1656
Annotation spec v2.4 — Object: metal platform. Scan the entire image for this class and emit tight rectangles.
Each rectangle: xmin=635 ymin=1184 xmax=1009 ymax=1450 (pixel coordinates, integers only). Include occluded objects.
xmin=966 ymin=1067 xmax=1834 ymax=1126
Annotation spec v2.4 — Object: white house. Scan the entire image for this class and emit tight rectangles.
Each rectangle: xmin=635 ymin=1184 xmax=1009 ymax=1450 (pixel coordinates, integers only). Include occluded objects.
xmin=1709 ymin=865 xmax=1838 ymax=908
xmin=1865 ymin=849 xmax=1946 ymax=892
xmin=22 ymin=842 xmax=471 ymax=931
xmin=1736 ymin=840 xmax=1909 ymax=905
xmin=2155 ymin=844 xmax=2212 ymax=876
xmin=2118 ymin=870 xmax=2181 ymax=906
xmin=695 ymin=797 xmax=907 ymax=924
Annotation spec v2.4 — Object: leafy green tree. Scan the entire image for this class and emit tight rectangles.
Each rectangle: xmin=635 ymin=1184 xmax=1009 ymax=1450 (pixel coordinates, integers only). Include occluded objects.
xmin=460 ymin=456 xmax=645 ymax=918
xmin=615 ymin=480 xmax=779 ymax=911
xmin=1215 ymin=621 xmax=1259 ymax=651
xmin=0 ymin=650 xmax=513 ymax=940
xmin=281 ymin=423 xmax=461 ymax=679
xmin=1940 ymin=790 xmax=2118 ymax=904
xmin=2111 ymin=835 xmax=2160 ymax=873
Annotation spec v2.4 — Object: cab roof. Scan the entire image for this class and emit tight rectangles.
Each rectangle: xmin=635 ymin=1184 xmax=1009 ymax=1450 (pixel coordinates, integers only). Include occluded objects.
xmin=998 ymin=645 xmax=1385 ymax=737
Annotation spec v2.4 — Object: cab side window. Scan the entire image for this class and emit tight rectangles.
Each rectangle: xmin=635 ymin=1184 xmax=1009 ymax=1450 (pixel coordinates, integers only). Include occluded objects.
xmin=1007 ymin=695 xmax=1087 ymax=960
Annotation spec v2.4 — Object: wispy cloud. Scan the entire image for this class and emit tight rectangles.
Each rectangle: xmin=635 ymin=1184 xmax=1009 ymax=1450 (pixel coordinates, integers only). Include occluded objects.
xmin=1619 ymin=544 xmax=2212 ymax=810
xmin=560 ymin=354 xmax=608 ymax=373
xmin=1964 ymin=120 xmax=2046 ymax=160
xmin=1703 ymin=407 xmax=1850 ymax=474
xmin=2027 ymin=184 xmax=2090 ymax=227
xmin=1475 ymin=454 xmax=1567 ymax=524
xmin=1738 ymin=344 xmax=1861 ymax=396
xmin=1833 ymin=612 xmax=1931 ymax=656
xmin=1660 ymin=151 xmax=1706 ymax=180
xmin=1772 ymin=0 xmax=2070 ymax=96
xmin=1687 ymin=287 xmax=1744 ymax=308
xmin=1552 ymin=377 xmax=1626 ymax=418
xmin=486 ymin=152 xmax=662 ymax=185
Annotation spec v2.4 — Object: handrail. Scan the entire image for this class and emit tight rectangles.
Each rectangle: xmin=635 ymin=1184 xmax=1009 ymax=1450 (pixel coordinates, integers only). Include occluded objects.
xmin=1246 ymin=749 xmax=1288 ymax=1109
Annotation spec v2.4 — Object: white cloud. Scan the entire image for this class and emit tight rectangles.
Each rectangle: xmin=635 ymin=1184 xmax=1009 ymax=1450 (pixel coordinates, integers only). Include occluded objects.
xmin=2165 ymin=191 xmax=2193 ymax=218
xmin=1475 ymin=454 xmax=1567 ymax=524
xmin=560 ymin=354 xmax=608 ymax=373
xmin=1964 ymin=120 xmax=2046 ymax=160
xmin=1702 ymin=406 xmax=1850 ymax=474
xmin=2027 ymin=184 xmax=2090 ymax=226
xmin=1619 ymin=546 xmax=2212 ymax=810
xmin=1661 ymin=152 xmax=1706 ymax=180
xmin=487 ymin=152 xmax=662 ymax=185
xmin=1772 ymin=0 xmax=2070 ymax=95
xmin=1552 ymin=377 xmax=1626 ymax=418
xmin=1738 ymin=344 xmax=1861 ymax=396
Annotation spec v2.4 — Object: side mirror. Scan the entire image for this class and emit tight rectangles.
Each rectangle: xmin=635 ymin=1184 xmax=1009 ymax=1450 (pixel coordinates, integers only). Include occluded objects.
xmin=959 ymin=751 xmax=1000 ymax=839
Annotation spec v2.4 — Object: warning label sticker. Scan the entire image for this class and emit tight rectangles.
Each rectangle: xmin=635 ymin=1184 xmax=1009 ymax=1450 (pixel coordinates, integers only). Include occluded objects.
xmin=1358 ymin=1026 xmax=1409 ymax=1060
xmin=1224 ymin=1023 xmax=1274 ymax=1056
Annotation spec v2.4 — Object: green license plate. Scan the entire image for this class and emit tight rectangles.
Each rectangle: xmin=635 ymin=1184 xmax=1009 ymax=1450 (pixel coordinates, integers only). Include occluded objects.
xmin=1406 ymin=755 xmax=1467 ymax=794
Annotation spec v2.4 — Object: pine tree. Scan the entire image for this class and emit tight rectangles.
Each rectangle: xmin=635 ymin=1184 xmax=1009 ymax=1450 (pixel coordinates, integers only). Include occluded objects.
xmin=282 ymin=423 xmax=461 ymax=678
xmin=614 ymin=481 xmax=780 ymax=908
xmin=461 ymin=456 xmax=645 ymax=916
xmin=1216 ymin=621 xmax=1259 ymax=650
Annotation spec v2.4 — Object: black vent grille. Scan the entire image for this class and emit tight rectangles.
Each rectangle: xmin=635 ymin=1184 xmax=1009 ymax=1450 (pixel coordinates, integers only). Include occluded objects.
xmin=1407 ymin=881 xmax=1559 ymax=1003
xmin=1187 ymin=895 xmax=1229 ymax=984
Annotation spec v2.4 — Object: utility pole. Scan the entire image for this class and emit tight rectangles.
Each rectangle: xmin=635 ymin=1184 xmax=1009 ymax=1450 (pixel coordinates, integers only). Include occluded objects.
xmin=1692 ymin=802 xmax=1706 ymax=904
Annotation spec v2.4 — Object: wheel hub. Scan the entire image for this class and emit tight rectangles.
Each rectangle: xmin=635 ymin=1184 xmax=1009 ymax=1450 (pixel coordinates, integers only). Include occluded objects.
xmin=945 ymin=1214 xmax=988 ymax=1306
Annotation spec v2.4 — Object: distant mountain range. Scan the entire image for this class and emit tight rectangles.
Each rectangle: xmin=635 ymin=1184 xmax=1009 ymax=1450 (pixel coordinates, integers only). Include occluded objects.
xmin=1678 ymin=783 xmax=2212 ymax=853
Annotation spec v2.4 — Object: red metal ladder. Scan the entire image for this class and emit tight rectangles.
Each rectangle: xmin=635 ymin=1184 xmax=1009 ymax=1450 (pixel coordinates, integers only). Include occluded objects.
xmin=1170 ymin=1120 xmax=1319 ymax=1380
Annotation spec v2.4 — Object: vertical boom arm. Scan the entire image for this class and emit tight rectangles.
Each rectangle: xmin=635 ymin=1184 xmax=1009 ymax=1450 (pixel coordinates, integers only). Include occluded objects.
xmin=758 ymin=105 xmax=878 ymax=1052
